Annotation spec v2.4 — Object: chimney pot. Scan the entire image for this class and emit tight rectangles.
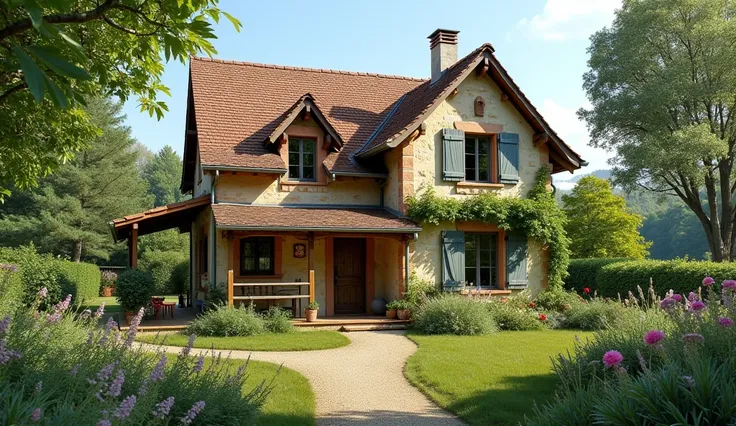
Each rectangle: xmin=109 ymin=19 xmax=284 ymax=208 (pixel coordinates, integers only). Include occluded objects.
xmin=428 ymin=29 xmax=459 ymax=83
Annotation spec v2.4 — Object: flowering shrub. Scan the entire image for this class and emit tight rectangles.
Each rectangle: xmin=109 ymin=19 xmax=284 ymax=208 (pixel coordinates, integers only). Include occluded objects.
xmin=0 ymin=292 xmax=267 ymax=425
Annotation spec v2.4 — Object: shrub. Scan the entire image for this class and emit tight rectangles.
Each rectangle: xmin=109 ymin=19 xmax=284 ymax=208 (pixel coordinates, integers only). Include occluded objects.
xmin=116 ymin=269 xmax=154 ymax=312
xmin=139 ymin=250 xmax=188 ymax=294
xmin=170 ymin=261 xmax=190 ymax=294
xmin=565 ymin=258 xmax=629 ymax=292
xmin=262 ymin=307 xmax=294 ymax=333
xmin=413 ymin=295 xmax=497 ymax=335
xmin=58 ymin=261 xmax=100 ymax=302
xmin=488 ymin=295 xmax=546 ymax=331
xmin=0 ymin=245 xmax=66 ymax=305
xmin=187 ymin=304 xmax=265 ymax=337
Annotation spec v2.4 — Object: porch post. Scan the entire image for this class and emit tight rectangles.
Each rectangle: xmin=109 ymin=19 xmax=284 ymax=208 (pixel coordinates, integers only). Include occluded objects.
xmin=128 ymin=223 xmax=138 ymax=268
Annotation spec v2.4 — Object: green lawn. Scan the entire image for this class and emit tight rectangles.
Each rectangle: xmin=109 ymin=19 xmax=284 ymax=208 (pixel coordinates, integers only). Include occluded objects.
xmin=165 ymin=355 xmax=315 ymax=426
xmin=79 ymin=295 xmax=178 ymax=313
xmin=140 ymin=330 xmax=350 ymax=351
xmin=405 ymin=330 xmax=594 ymax=426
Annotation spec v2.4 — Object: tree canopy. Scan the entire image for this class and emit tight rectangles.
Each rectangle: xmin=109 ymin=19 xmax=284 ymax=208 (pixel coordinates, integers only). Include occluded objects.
xmin=579 ymin=0 xmax=736 ymax=261
xmin=0 ymin=0 xmax=240 ymax=198
xmin=562 ymin=176 xmax=650 ymax=259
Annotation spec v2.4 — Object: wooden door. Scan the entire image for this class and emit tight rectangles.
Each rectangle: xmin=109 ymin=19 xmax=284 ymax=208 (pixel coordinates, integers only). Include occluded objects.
xmin=334 ymin=238 xmax=366 ymax=314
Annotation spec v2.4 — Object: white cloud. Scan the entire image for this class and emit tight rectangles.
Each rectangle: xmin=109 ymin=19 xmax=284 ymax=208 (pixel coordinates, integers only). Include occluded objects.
xmin=540 ymin=99 xmax=613 ymax=175
xmin=517 ymin=0 xmax=621 ymax=41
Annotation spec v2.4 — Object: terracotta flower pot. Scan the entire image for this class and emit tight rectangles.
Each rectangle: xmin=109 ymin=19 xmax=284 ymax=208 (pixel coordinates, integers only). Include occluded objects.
xmin=305 ymin=309 xmax=318 ymax=322
xmin=102 ymin=286 xmax=114 ymax=297
xmin=386 ymin=309 xmax=397 ymax=319
xmin=397 ymin=309 xmax=412 ymax=320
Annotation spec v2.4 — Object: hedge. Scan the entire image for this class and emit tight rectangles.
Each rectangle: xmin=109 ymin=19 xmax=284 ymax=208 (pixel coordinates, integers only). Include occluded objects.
xmin=565 ymin=258 xmax=630 ymax=291
xmin=568 ymin=258 xmax=736 ymax=297
xmin=58 ymin=261 xmax=101 ymax=302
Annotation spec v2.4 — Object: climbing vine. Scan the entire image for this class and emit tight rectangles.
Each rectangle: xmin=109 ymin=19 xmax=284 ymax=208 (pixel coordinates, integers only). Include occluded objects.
xmin=406 ymin=168 xmax=570 ymax=289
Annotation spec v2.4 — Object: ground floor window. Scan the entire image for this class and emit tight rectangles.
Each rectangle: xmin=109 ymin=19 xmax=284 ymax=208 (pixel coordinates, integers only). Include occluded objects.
xmin=464 ymin=233 xmax=498 ymax=288
xmin=239 ymin=237 xmax=275 ymax=275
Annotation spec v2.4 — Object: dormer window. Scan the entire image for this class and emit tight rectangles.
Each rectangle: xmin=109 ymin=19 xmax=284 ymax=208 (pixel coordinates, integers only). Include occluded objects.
xmin=288 ymin=138 xmax=316 ymax=181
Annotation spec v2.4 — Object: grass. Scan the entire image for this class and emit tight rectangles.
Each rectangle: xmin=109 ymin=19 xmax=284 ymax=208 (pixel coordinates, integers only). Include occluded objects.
xmin=165 ymin=354 xmax=315 ymax=426
xmin=405 ymin=329 xmax=594 ymax=426
xmin=139 ymin=330 xmax=351 ymax=351
xmin=79 ymin=295 xmax=178 ymax=313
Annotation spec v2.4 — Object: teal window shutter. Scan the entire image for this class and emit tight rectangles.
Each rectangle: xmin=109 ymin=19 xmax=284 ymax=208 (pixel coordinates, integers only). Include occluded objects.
xmin=506 ymin=234 xmax=528 ymax=289
xmin=441 ymin=231 xmax=465 ymax=290
xmin=498 ymin=132 xmax=520 ymax=183
xmin=442 ymin=128 xmax=465 ymax=181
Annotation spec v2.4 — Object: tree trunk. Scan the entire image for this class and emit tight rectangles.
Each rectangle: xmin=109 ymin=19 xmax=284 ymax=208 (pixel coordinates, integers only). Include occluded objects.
xmin=73 ymin=240 xmax=83 ymax=263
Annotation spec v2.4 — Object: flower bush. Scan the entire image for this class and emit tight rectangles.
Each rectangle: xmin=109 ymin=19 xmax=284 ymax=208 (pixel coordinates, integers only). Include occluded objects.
xmin=413 ymin=294 xmax=498 ymax=335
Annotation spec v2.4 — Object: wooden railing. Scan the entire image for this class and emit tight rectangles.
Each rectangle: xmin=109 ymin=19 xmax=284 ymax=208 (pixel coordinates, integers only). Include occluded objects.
xmin=227 ymin=270 xmax=315 ymax=315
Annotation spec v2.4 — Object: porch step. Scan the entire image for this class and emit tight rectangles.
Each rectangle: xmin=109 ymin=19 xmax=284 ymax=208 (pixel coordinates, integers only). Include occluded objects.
xmin=341 ymin=324 xmax=408 ymax=332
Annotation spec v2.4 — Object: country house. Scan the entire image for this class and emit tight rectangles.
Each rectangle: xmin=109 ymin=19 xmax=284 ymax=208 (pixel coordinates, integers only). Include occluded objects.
xmin=111 ymin=29 xmax=586 ymax=317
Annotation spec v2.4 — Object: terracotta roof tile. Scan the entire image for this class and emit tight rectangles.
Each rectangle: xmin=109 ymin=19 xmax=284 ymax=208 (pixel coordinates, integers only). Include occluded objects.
xmin=212 ymin=204 xmax=421 ymax=232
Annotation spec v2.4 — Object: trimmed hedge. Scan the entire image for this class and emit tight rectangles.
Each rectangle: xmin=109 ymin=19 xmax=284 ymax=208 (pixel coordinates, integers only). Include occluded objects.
xmin=58 ymin=261 xmax=101 ymax=302
xmin=564 ymin=258 xmax=630 ymax=291
xmin=568 ymin=258 xmax=736 ymax=297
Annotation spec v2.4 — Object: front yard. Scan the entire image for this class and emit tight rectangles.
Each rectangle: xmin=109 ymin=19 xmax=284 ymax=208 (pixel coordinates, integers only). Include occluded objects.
xmin=405 ymin=329 xmax=594 ymax=426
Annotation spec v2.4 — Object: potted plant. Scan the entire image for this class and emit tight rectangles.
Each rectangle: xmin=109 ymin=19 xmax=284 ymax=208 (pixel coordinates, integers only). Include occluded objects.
xmin=385 ymin=300 xmax=399 ymax=319
xmin=305 ymin=301 xmax=319 ymax=322
xmin=395 ymin=299 xmax=413 ymax=321
xmin=100 ymin=270 xmax=118 ymax=297
xmin=115 ymin=269 xmax=154 ymax=325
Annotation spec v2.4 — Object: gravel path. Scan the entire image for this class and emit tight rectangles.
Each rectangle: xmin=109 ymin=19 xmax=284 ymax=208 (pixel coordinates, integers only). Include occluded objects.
xmin=158 ymin=331 xmax=464 ymax=426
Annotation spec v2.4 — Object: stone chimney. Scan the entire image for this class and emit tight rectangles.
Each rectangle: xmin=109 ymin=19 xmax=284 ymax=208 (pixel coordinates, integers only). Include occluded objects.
xmin=428 ymin=29 xmax=459 ymax=83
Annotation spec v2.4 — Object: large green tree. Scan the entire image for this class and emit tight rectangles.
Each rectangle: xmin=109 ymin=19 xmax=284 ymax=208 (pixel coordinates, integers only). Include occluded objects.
xmin=562 ymin=176 xmax=650 ymax=259
xmin=144 ymin=145 xmax=184 ymax=207
xmin=0 ymin=0 xmax=240 ymax=198
xmin=579 ymin=0 xmax=736 ymax=261
xmin=0 ymin=97 xmax=151 ymax=262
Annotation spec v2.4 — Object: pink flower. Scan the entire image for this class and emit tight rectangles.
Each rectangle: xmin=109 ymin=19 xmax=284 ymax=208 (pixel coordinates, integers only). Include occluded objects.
xmin=682 ymin=333 xmax=705 ymax=344
xmin=602 ymin=350 xmax=624 ymax=368
xmin=719 ymin=317 xmax=734 ymax=327
xmin=703 ymin=276 xmax=715 ymax=286
xmin=722 ymin=280 xmax=736 ymax=290
xmin=644 ymin=330 xmax=665 ymax=346
xmin=690 ymin=300 xmax=706 ymax=311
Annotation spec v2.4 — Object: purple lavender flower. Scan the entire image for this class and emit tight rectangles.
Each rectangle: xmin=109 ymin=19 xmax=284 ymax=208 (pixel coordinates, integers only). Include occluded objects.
xmin=152 ymin=396 xmax=175 ymax=419
xmin=107 ymin=369 xmax=125 ymax=398
xmin=192 ymin=355 xmax=205 ymax=374
xmin=180 ymin=400 xmax=205 ymax=425
xmin=95 ymin=302 xmax=105 ymax=318
xmin=180 ymin=334 xmax=196 ymax=358
xmin=682 ymin=333 xmax=705 ymax=344
xmin=31 ymin=408 xmax=41 ymax=423
xmin=0 ymin=339 xmax=22 ymax=364
xmin=124 ymin=307 xmax=145 ymax=348
xmin=0 ymin=316 xmax=10 ymax=335
xmin=113 ymin=395 xmax=136 ymax=420
xmin=37 ymin=287 xmax=47 ymax=299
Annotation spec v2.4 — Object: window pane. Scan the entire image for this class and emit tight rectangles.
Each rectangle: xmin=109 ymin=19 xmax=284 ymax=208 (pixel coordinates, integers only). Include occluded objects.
xmin=303 ymin=139 xmax=315 ymax=153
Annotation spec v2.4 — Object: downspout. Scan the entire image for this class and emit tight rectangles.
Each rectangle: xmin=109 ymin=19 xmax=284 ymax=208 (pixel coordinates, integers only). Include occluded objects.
xmin=210 ymin=170 xmax=219 ymax=289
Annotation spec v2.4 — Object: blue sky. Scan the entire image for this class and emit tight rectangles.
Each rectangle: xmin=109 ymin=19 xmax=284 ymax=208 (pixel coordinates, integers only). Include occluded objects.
xmin=121 ymin=0 xmax=620 ymax=175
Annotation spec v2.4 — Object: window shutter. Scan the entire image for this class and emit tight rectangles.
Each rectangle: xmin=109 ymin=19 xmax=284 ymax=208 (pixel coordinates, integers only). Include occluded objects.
xmin=498 ymin=132 xmax=520 ymax=183
xmin=441 ymin=231 xmax=465 ymax=291
xmin=442 ymin=128 xmax=465 ymax=181
xmin=506 ymin=234 xmax=528 ymax=289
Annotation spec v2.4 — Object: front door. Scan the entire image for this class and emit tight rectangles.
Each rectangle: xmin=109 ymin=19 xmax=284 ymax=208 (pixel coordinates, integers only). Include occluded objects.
xmin=334 ymin=238 xmax=366 ymax=314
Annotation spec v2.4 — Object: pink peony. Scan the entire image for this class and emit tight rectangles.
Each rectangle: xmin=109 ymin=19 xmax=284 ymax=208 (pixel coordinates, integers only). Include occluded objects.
xmin=703 ymin=276 xmax=715 ymax=286
xmin=644 ymin=330 xmax=665 ymax=346
xmin=602 ymin=350 xmax=624 ymax=368
xmin=719 ymin=317 xmax=734 ymax=327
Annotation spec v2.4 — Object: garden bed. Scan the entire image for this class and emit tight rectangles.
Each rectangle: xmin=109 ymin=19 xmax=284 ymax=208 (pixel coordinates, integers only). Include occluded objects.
xmin=139 ymin=330 xmax=351 ymax=352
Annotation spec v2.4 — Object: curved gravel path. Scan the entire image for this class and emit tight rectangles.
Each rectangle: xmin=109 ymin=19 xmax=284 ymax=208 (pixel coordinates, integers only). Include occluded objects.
xmin=158 ymin=330 xmax=464 ymax=426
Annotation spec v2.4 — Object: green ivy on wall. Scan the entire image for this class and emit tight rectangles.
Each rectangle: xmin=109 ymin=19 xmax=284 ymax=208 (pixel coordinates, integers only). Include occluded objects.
xmin=405 ymin=168 xmax=570 ymax=289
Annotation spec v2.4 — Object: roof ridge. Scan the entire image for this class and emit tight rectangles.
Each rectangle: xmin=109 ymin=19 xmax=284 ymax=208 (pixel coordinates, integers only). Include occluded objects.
xmin=191 ymin=56 xmax=428 ymax=82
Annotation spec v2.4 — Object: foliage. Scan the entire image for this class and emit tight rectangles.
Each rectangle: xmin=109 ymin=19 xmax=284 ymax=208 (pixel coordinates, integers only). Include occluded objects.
xmin=0 ymin=98 xmax=152 ymax=262
xmin=262 ymin=307 xmax=294 ymax=334
xmin=0 ymin=0 xmax=241 ymax=196
xmin=187 ymin=305 xmax=265 ymax=337
xmin=579 ymin=0 xmax=736 ymax=262
xmin=139 ymin=250 xmax=188 ymax=295
xmin=171 ymin=261 xmax=190 ymax=295
xmin=139 ymin=331 xmax=350 ymax=353
xmin=565 ymin=258 xmax=629 ymax=292
xmin=562 ymin=176 xmax=650 ymax=259
xmin=407 ymin=168 xmax=570 ymax=288
xmin=0 ymin=245 xmax=65 ymax=305
xmin=0 ymin=299 xmax=266 ymax=425
xmin=115 ymin=268 xmax=153 ymax=312
xmin=57 ymin=261 xmax=100 ymax=302
xmin=143 ymin=145 xmax=186 ymax=207
xmin=413 ymin=294 xmax=497 ymax=335
xmin=305 ymin=301 xmax=319 ymax=311
xmin=487 ymin=294 xmax=546 ymax=331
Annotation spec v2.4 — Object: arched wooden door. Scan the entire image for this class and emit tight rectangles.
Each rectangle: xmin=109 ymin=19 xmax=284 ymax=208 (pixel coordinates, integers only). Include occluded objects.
xmin=333 ymin=238 xmax=366 ymax=314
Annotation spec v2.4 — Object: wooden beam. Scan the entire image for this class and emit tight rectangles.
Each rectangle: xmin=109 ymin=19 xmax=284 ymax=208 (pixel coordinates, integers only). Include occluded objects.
xmin=533 ymin=132 xmax=550 ymax=146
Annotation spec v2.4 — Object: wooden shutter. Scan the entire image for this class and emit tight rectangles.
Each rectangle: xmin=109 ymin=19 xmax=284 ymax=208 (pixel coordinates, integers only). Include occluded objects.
xmin=506 ymin=234 xmax=528 ymax=289
xmin=498 ymin=132 xmax=520 ymax=183
xmin=441 ymin=231 xmax=465 ymax=290
xmin=442 ymin=128 xmax=465 ymax=181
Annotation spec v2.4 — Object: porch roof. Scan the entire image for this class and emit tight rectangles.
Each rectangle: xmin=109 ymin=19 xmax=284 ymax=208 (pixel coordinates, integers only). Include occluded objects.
xmin=212 ymin=204 xmax=421 ymax=233
xmin=109 ymin=195 xmax=211 ymax=242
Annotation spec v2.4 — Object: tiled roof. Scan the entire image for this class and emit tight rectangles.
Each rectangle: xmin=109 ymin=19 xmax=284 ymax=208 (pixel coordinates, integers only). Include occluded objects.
xmin=212 ymin=204 xmax=421 ymax=233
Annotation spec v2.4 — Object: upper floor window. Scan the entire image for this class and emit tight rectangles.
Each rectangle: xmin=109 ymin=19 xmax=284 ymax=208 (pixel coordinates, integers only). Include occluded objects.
xmin=240 ymin=237 xmax=275 ymax=275
xmin=288 ymin=138 xmax=316 ymax=181
xmin=465 ymin=136 xmax=491 ymax=182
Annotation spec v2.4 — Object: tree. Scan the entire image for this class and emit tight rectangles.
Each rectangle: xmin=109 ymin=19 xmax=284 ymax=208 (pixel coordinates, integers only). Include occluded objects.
xmin=562 ymin=176 xmax=650 ymax=259
xmin=579 ymin=0 xmax=736 ymax=261
xmin=143 ymin=145 xmax=184 ymax=207
xmin=0 ymin=97 xmax=151 ymax=262
xmin=0 ymin=0 xmax=240 ymax=198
